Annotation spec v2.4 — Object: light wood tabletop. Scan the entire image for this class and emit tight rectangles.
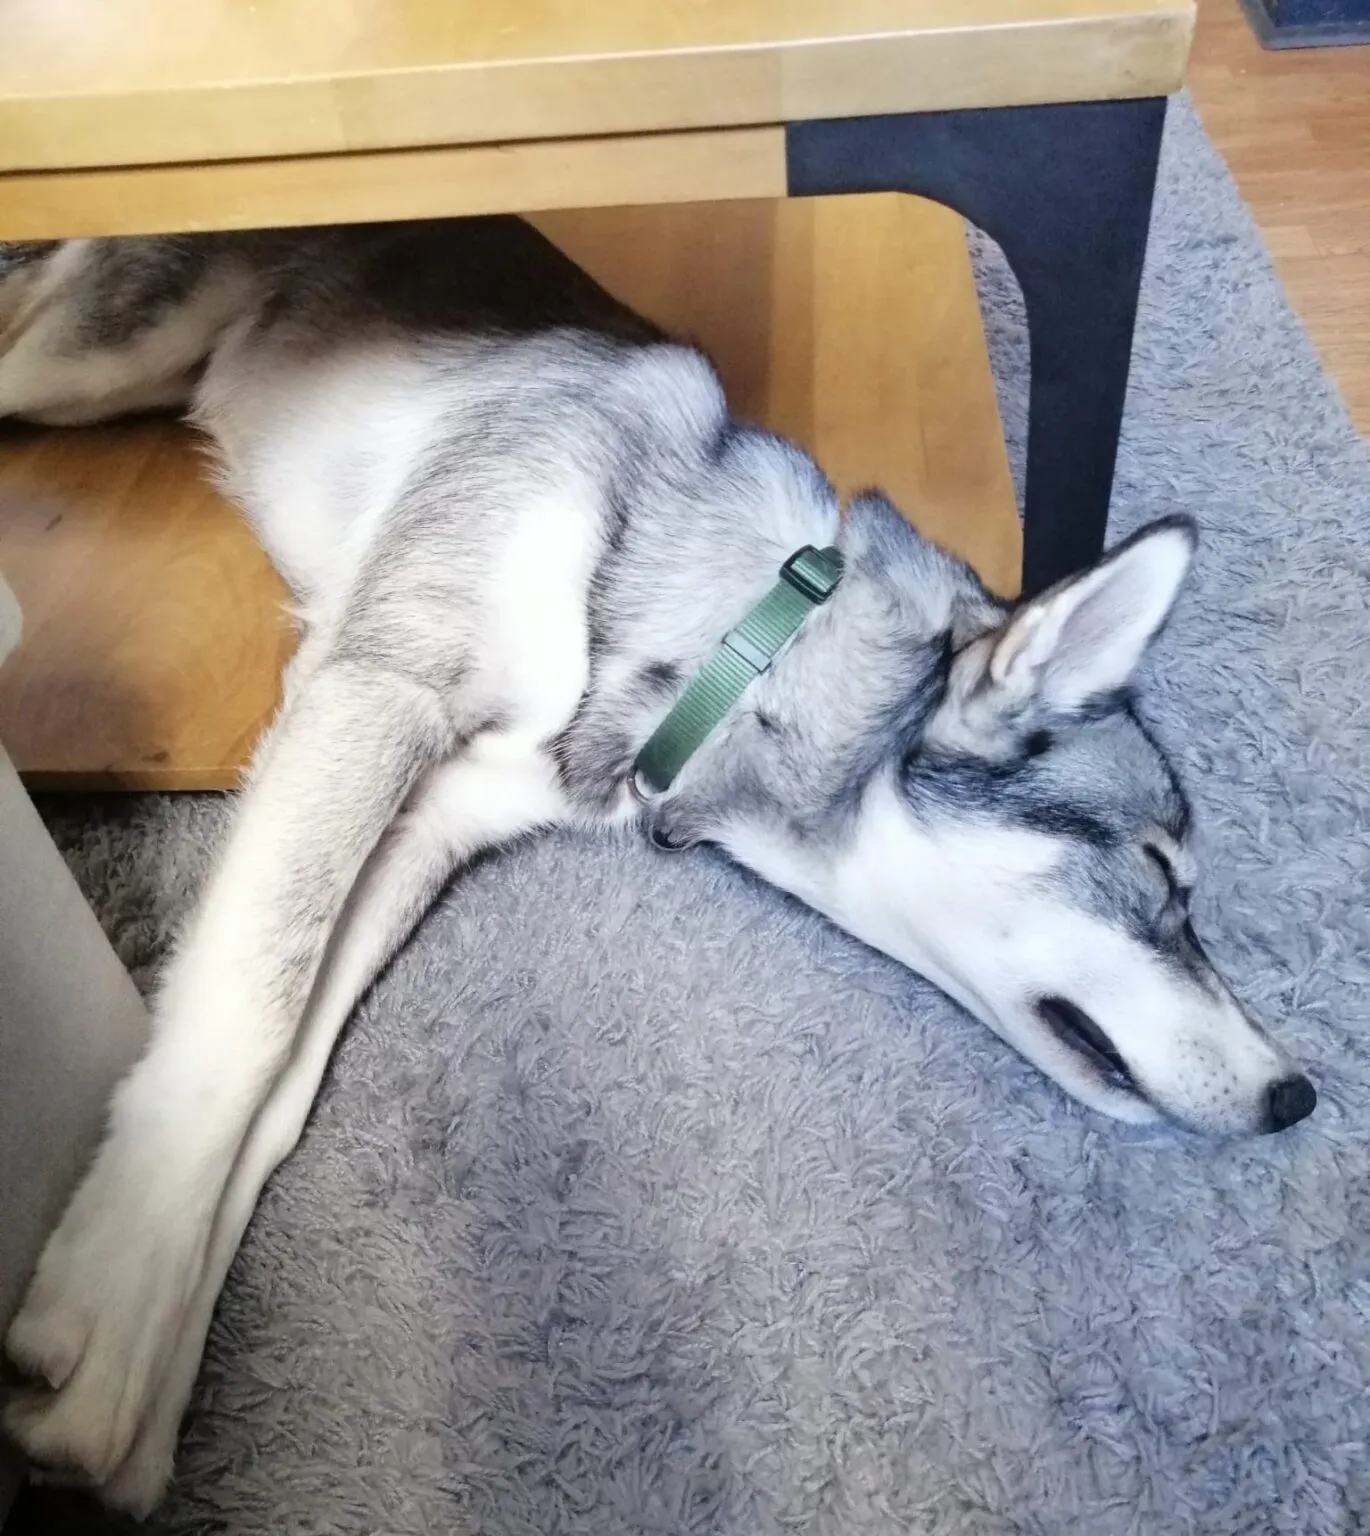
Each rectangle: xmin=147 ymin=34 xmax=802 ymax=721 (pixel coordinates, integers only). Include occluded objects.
xmin=0 ymin=1 xmax=1195 ymax=238
xmin=1 ymin=1 xmax=1195 ymax=171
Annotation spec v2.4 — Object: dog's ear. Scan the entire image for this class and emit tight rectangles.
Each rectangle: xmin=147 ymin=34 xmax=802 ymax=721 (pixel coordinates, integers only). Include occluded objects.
xmin=922 ymin=519 xmax=1194 ymax=761
xmin=987 ymin=517 xmax=1195 ymax=717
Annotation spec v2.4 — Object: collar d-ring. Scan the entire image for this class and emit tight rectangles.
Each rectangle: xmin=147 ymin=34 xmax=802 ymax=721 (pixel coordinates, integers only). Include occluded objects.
xmin=627 ymin=771 xmax=695 ymax=852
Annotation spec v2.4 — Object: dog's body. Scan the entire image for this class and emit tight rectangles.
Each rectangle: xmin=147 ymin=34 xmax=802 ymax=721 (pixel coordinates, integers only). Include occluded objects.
xmin=0 ymin=220 xmax=1314 ymax=1511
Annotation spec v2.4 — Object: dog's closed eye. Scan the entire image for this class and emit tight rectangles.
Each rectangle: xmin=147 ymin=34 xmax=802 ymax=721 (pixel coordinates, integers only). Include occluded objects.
xmin=1144 ymin=843 xmax=1176 ymax=889
xmin=1142 ymin=842 xmax=1195 ymax=926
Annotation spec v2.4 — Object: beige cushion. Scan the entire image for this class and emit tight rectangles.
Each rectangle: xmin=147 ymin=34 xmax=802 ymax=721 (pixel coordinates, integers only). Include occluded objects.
xmin=0 ymin=576 xmax=149 ymax=1517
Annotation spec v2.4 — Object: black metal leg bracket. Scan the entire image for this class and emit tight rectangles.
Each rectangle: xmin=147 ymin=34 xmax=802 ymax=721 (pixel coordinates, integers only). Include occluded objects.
xmin=786 ymin=97 xmax=1167 ymax=594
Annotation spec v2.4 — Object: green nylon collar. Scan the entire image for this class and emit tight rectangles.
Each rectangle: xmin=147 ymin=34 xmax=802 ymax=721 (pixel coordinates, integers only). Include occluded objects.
xmin=631 ymin=544 xmax=844 ymax=798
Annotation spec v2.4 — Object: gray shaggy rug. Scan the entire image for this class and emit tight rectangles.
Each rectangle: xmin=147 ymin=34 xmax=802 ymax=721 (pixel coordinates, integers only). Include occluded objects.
xmin=15 ymin=98 xmax=1370 ymax=1535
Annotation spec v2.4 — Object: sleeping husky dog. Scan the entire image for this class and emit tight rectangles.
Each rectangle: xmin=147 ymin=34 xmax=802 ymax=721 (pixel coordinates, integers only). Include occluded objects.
xmin=0 ymin=220 xmax=1315 ymax=1510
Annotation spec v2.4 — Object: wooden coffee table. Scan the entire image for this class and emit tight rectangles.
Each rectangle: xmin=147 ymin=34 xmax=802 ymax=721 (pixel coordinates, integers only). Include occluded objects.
xmin=0 ymin=0 xmax=1196 ymax=787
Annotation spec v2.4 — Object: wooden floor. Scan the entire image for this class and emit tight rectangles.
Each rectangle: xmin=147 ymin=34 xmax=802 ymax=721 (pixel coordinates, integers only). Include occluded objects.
xmin=0 ymin=196 xmax=1019 ymax=790
xmin=1189 ymin=0 xmax=1370 ymax=432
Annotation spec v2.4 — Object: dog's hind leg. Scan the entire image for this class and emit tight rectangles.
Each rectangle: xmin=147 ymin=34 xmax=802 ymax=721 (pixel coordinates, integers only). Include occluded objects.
xmin=97 ymin=744 xmax=566 ymax=1513
xmin=0 ymin=237 xmax=255 ymax=425
xmin=3 ymin=658 xmax=463 ymax=1486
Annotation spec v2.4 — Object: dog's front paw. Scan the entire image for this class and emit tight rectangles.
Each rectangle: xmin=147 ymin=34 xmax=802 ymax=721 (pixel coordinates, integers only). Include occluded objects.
xmin=101 ymin=1428 xmax=178 ymax=1518
xmin=95 ymin=1310 xmax=208 ymax=1518
xmin=3 ymin=1153 xmax=203 ymax=1490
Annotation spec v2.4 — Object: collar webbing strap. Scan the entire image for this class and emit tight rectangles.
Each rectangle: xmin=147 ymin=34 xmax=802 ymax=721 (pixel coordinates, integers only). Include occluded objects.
xmin=632 ymin=544 xmax=843 ymax=797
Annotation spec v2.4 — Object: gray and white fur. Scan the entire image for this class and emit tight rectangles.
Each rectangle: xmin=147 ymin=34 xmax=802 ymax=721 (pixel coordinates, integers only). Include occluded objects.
xmin=0 ymin=218 xmax=1315 ymax=1513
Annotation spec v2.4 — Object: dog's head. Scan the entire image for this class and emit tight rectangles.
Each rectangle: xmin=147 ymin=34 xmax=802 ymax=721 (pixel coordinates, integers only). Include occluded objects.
xmin=651 ymin=502 xmax=1314 ymax=1136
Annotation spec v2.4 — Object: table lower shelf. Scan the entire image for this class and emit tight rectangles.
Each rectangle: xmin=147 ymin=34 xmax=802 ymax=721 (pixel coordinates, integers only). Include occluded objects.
xmin=0 ymin=194 xmax=1019 ymax=791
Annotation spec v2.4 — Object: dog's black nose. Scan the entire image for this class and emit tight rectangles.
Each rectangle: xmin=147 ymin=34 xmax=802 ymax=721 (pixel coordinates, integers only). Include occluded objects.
xmin=1266 ymin=1074 xmax=1317 ymax=1132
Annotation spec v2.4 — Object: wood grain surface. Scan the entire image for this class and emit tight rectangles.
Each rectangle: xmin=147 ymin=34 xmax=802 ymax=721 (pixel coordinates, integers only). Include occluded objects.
xmin=0 ymin=0 xmax=1194 ymax=175
xmin=0 ymin=129 xmax=787 ymax=242
xmin=0 ymin=421 xmax=293 ymax=790
xmin=1189 ymin=0 xmax=1370 ymax=434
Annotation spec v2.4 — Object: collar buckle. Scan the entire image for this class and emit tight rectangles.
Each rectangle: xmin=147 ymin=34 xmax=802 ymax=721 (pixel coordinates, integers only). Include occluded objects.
xmin=779 ymin=545 xmax=843 ymax=603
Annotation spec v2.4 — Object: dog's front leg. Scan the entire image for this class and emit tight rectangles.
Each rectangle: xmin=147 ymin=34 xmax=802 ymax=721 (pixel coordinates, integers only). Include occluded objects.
xmin=3 ymin=660 xmax=456 ymax=1486
xmin=98 ymin=746 xmax=565 ymax=1513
